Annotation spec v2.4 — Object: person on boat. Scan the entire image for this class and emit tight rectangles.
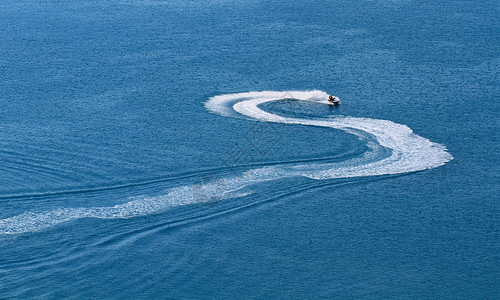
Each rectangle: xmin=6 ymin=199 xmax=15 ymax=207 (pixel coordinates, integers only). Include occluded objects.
xmin=328 ymin=95 xmax=340 ymax=105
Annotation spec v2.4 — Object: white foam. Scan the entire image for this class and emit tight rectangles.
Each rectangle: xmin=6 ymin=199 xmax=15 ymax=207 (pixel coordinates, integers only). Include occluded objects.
xmin=0 ymin=179 xmax=253 ymax=234
xmin=209 ymin=90 xmax=453 ymax=178
xmin=0 ymin=90 xmax=453 ymax=234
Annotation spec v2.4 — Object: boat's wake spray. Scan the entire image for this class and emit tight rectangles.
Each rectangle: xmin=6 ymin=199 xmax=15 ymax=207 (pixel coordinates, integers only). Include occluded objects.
xmin=0 ymin=90 xmax=453 ymax=234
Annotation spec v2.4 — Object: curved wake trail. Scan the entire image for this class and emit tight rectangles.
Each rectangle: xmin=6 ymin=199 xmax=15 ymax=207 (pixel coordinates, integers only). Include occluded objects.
xmin=210 ymin=90 xmax=453 ymax=178
xmin=0 ymin=90 xmax=453 ymax=234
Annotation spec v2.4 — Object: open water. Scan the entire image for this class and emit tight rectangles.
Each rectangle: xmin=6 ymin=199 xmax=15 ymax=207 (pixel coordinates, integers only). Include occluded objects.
xmin=0 ymin=0 xmax=498 ymax=298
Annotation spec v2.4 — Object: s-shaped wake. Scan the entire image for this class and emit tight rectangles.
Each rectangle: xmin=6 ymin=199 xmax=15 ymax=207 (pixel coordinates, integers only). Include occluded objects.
xmin=0 ymin=90 xmax=452 ymax=234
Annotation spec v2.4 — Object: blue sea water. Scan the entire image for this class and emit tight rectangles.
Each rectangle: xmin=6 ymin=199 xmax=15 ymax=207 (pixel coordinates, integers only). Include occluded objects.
xmin=0 ymin=0 xmax=498 ymax=298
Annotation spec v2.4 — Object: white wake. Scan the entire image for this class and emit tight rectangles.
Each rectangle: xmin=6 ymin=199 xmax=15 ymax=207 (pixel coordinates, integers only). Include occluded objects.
xmin=206 ymin=90 xmax=453 ymax=178
xmin=0 ymin=90 xmax=453 ymax=234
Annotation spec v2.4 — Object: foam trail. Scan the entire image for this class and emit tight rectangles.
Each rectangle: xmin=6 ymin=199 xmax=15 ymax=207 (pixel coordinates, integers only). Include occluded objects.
xmin=0 ymin=179 xmax=254 ymax=234
xmin=0 ymin=90 xmax=453 ymax=234
xmin=207 ymin=90 xmax=453 ymax=177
